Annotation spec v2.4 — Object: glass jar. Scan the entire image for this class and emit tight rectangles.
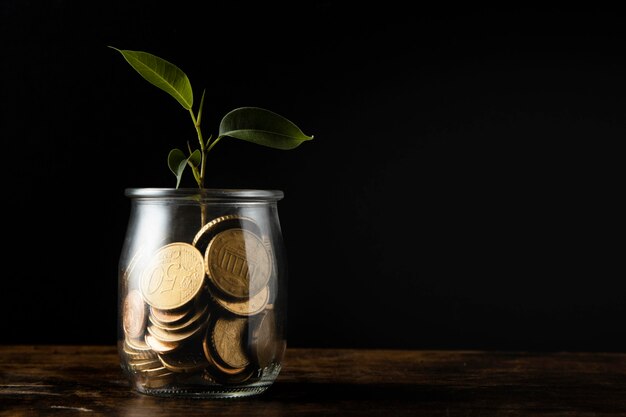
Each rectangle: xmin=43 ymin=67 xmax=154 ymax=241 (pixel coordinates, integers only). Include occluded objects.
xmin=117 ymin=188 xmax=287 ymax=398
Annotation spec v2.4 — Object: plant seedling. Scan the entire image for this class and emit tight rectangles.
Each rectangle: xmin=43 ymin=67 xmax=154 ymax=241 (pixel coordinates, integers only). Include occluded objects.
xmin=109 ymin=47 xmax=314 ymax=189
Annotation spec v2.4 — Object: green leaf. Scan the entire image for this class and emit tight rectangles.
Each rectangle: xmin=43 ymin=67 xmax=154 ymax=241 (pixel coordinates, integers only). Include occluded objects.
xmin=168 ymin=149 xmax=186 ymax=175
xmin=109 ymin=46 xmax=193 ymax=110
xmin=168 ymin=149 xmax=202 ymax=188
xmin=188 ymin=149 xmax=201 ymax=167
xmin=218 ymin=107 xmax=314 ymax=150
xmin=167 ymin=148 xmax=187 ymax=189
xmin=196 ymin=89 xmax=206 ymax=126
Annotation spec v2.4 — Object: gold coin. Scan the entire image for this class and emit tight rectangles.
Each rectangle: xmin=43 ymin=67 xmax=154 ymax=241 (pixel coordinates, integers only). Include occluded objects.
xmin=149 ymin=305 xmax=193 ymax=325
xmin=211 ymin=316 xmax=250 ymax=369
xmin=149 ymin=303 xmax=209 ymax=332
xmin=192 ymin=215 xmax=261 ymax=255
xmin=205 ymin=228 xmax=272 ymax=299
xmin=208 ymin=355 xmax=253 ymax=383
xmin=213 ymin=285 xmax=269 ymax=317
xmin=145 ymin=333 xmax=179 ymax=353
xmin=141 ymin=365 xmax=175 ymax=379
xmin=123 ymin=338 xmax=157 ymax=360
xmin=201 ymin=331 xmax=241 ymax=375
xmin=146 ymin=312 xmax=210 ymax=343
xmin=125 ymin=334 xmax=151 ymax=351
xmin=123 ymin=289 xmax=147 ymax=339
xmin=140 ymin=242 xmax=205 ymax=310
xmin=202 ymin=328 xmax=253 ymax=384
xmin=250 ymin=310 xmax=278 ymax=369
xmin=129 ymin=358 xmax=163 ymax=372
xmin=158 ymin=345 xmax=209 ymax=373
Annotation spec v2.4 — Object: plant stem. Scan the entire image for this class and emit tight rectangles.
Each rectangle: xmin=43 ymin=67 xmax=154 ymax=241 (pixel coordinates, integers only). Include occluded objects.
xmin=188 ymin=108 xmax=209 ymax=227
xmin=207 ymin=136 xmax=223 ymax=153
xmin=189 ymin=109 xmax=206 ymax=189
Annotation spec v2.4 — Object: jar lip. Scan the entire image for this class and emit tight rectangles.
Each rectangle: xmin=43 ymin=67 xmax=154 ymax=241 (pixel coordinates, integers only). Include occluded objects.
xmin=124 ymin=188 xmax=284 ymax=201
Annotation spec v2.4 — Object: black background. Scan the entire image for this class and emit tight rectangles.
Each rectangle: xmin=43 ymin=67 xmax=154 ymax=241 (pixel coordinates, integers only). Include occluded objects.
xmin=1 ymin=2 xmax=624 ymax=351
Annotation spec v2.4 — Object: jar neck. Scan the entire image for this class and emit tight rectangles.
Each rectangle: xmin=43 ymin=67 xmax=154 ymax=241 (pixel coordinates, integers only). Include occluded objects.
xmin=125 ymin=188 xmax=284 ymax=203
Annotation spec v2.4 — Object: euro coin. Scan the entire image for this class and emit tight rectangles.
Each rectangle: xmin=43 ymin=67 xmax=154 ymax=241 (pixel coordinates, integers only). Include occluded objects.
xmin=149 ymin=305 xmax=194 ymax=326
xmin=210 ymin=316 xmax=250 ymax=369
xmin=213 ymin=285 xmax=269 ymax=317
xmin=192 ymin=215 xmax=261 ymax=256
xmin=140 ymin=242 xmax=205 ymax=310
xmin=205 ymin=228 xmax=271 ymax=299
xmin=202 ymin=327 xmax=253 ymax=384
xmin=123 ymin=338 xmax=156 ymax=361
xmin=158 ymin=343 xmax=209 ymax=373
xmin=146 ymin=312 xmax=209 ymax=344
xmin=149 ymin=302 xmax=209 ymax=332
xmin=129 ymin=357 xmax=163 ymax=372
xmin=145 ymin=333 xmax=179 ymax=354
xmin=123 ymin=289 xmax=147 ymax=339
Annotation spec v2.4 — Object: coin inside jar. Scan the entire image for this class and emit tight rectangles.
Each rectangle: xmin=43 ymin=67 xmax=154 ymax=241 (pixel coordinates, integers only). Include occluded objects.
xmin=140 ymin=242 xmax=205 ymax=310
xmin=158 ymin=341 xmax=210 ymax=373
xmin=202 ymin=325 xmax=254 ymax=384
xmin=123 ymin=289 xmax=147 ymax=339
xmin=205 ymin=228 xmax=272 ymax=299
xmin=213 ymin=285 xmax=270 ymax=317
xmin=149 ymin=305 xmax=194 ymax=325
xmin=192 ymin=215 xmax=262 ymax=256
xmin=210 ymin=316 xmax=250 ymax=369
xmin=147 ymin=311 xmax=210 ymax=344
xmin=149 ymin=302 xmax=209 ymax=332
xmin=145 ymin=333 xmax=179 ymax=354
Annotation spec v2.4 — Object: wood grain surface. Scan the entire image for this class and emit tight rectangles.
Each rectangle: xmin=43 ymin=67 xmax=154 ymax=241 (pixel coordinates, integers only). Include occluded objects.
xmin=1 ymin=345 xmax=626 ymax=416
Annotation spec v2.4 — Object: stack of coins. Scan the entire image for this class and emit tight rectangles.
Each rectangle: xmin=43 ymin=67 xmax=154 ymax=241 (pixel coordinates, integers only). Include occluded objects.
xmin=120 ymin=215 xmax=281 ymax=388
xmin=122 ymin=290 xmax=175 ymax=388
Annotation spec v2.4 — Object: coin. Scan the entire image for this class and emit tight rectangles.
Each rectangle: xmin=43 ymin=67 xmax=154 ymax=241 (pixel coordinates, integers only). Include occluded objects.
xmin=140 ymin=365 xmax=176 ymax=385
xmin=158 ymin=343 xmax=209 ymax=373
xmin=149 ymin=305 xmax=194 ymax=325
xmin=149 ymin=303 xmax=209 ymax=332
xmin=213 ymin=285 xmax=269 ymax=317
xmin=202 ymin=327 xmax=254 ymax=384
xmin=147 ymin=311 xmax=210 ymax=343
xmin=250 ymin=310 xmax=278 ymax=369
xmin=192 ymin=215 xmax=261 ymax=256
xmin=205 ymin=228 xmax=272 ymax=299
xmin=143 ymin=365 xmax=172 ymax=375
xmin=123 ymin=289 xmax=147 ymax=339
xmin=140 ymin=242 xmax=205 ymax=310
xmin=145 ymin=333 xmax=179 ymax=353
xmin=129 ymin=358 xmax=164 ymax=372
xmin=123 ymin=338 xmax=157 ymax=360
xmin=125 ymin=334 xmax=152 ymax=352
xmin=211 ymin=316 xmax=250 ymax=369
xmin=207 ymin=355 xmax=254 ymax=383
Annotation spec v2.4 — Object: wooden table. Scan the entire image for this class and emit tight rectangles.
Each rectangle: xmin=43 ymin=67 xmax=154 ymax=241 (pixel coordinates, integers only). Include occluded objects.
xmin=1 ymin=345 xmax=625 ymax=416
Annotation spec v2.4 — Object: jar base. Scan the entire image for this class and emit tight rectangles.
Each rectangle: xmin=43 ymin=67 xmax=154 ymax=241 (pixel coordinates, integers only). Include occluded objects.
xmin=134 ymin=383 xmax=272 ymax=399
xmin=128 ymin=363 xmax=282 ymax=399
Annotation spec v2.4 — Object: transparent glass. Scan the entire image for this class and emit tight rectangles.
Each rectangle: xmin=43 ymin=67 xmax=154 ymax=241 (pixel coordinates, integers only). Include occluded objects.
xmin=117 ymin=188 xmax=287 ymax=398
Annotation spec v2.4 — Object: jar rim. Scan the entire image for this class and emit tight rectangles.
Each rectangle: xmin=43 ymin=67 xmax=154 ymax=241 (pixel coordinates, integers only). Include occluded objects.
xmin=124 ymin=188 xmax=284 ymax=201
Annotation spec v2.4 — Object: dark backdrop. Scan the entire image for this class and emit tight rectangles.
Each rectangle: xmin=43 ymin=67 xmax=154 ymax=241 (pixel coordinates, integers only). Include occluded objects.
xmin=1 ymin=2 xmax=624 ymax=351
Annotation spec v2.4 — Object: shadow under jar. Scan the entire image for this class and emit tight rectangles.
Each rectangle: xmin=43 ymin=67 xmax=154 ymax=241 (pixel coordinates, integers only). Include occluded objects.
xmin=117 ymin=188 xmax=287 ymax=398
